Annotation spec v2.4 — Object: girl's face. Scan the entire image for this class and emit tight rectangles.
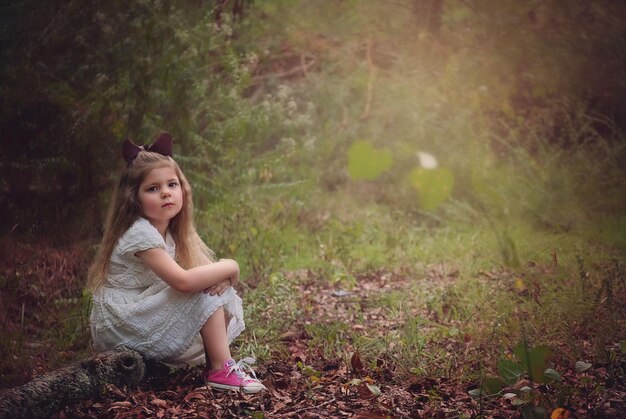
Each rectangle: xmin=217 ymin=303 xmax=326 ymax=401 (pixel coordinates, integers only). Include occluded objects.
xmin=137 ymin=166 xmax=183 ymax=231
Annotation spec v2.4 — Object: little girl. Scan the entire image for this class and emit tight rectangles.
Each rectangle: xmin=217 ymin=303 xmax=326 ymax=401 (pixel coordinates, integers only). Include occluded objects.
xmin=87 ymin=132 xmax=265 ymax=394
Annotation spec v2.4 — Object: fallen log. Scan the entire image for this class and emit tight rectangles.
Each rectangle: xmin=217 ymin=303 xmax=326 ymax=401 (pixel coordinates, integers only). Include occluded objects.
xmin=0 ymin=349 xmax=145 ymax=419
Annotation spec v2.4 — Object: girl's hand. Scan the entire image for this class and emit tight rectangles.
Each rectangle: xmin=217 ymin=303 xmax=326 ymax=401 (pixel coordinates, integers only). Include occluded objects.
xmin=204 ymin=278 xmax=232 ymax=296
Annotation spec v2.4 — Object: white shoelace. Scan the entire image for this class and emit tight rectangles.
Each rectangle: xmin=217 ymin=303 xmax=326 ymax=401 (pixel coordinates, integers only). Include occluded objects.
xmin=226 ymin=357 xmax=259 ymax=380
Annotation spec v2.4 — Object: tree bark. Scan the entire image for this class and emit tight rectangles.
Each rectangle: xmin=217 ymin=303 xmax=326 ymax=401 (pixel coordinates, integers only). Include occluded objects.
xmin=0 ymin=349 xmax=145 ymax=419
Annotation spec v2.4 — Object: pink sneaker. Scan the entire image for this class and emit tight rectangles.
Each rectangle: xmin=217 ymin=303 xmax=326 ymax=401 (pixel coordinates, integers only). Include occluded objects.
xmin=204 ymin=357 xmax=266 ymax=394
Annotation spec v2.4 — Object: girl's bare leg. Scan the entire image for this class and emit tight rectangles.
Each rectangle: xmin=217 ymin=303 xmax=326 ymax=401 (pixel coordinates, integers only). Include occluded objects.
xmin=200 ymin=306 xmax=231 ymax=370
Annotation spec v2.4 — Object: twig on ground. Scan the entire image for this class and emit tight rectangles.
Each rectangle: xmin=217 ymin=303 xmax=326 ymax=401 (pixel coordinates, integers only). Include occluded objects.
xmin=285 ymin=397 xmax=337 ymax=415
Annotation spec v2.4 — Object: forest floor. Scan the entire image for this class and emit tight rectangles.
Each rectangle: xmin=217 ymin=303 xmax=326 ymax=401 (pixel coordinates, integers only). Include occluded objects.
xmin=2 ymin=241 xmax=625 ymax=418
xmin=53 ymin=270 xmax=625 ymax=418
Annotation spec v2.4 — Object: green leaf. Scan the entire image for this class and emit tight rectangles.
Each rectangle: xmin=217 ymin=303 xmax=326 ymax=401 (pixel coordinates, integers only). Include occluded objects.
xmin=346 ymin=378 xmax=362 ymax=386
xmin=575 ymin=361 xmax=592 ymax=373
xmin=483 ymin=376 xmax=504 ymax=395
xmin=347 ymin=140 xmax=392 ymax=180
xmin=408 ymin=166 xmax=455 ymax=211
xmin=410 ymin=367 xmax=425 ymax=375
xmin=468 ymin=388 xmax=482 ymax=398
xmin=498 ymin=359 xmax=526 ymax=383
xmin=620 ymin=340 xmax=626 ymax=353
xmin=366 ymin=383 xmax=382 ymax=396
xmin=542 ymin=368 xmax=562 ymax=383
xmin=530 ymin=346 xmax=553 ymax=383
xmin=514 ymin=344 xmax=553 ymax=383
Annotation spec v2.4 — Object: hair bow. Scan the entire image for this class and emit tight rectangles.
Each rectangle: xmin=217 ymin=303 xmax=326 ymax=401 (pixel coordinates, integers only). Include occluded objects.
xmin=122 ymin=132 xmax=174 ymax=163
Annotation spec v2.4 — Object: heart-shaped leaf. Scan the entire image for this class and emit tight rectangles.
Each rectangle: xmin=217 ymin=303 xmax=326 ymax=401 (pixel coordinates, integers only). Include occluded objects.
xmin=512 ymin=398 xmax=527 ymax=407
xmin=347 ymin=140 xmax=392 ymax=180
xmin=515 ymin=344 xmax=553 ymax=383
xmin=543 ymin=368 xmax=562 ymax=383
xmin=498 ymin=359 xmax=525 ymax=384
xmin=575 ymin=361 xmax=592 ymax=373
xmin=483 ymin=376 xmax=504 ymax=395
xmin=408 ymin=166 xmax=454 ymax=211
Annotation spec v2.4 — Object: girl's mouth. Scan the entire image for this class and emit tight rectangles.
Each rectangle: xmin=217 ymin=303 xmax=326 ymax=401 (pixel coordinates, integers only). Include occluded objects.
xmin=162 ymin=203 xmax=174 ymax=207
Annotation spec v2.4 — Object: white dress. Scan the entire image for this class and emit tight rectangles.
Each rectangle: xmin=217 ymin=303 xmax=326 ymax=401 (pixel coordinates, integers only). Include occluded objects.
xmin=90 ymin=217 xmax=245 ymax=366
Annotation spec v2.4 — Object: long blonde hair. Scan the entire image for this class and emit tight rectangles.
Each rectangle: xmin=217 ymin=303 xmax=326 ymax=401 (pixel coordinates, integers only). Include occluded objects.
xmin=87 ymin=151 xmax=214 ymax=291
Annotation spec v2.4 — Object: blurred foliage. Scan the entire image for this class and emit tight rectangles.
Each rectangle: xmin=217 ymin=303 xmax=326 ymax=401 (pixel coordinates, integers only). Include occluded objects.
xmin=0 ymin=0 xmax=260 ymax=238
xmin=2 ymin=0 xmax=625 ymax=241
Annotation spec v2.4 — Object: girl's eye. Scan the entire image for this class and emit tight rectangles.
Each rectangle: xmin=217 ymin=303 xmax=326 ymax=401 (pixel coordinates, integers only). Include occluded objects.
xmin=169 ymin=182 xmax=179 ymax=188
xmin=147 ymin=186 xmax=158 ymax=192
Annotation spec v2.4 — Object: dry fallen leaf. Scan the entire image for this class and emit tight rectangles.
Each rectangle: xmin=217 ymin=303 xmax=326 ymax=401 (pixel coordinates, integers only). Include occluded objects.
xmin=151 ymin=398 xmax=168 ymax=407
xmin=351 ymin=352 xmax=364 ymax=372
xmin=551 ymin=407 xmax=570 ymax=419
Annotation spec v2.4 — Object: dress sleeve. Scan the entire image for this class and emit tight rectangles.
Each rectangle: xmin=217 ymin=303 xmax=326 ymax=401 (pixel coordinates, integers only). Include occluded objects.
xmin=117 ymin=218 xmax=166 ymax=259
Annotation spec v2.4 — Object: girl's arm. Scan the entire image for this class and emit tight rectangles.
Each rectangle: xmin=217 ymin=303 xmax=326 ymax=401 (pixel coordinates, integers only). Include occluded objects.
xmin=196 ymin=252 xmax=238 ymax=285
xmin=137 ymin=248 xmax=239 ymax=293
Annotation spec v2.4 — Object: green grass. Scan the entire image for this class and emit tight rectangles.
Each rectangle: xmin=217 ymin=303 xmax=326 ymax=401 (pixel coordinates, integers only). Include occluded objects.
xmin=231 ymin=182 xmax=625 ymax=389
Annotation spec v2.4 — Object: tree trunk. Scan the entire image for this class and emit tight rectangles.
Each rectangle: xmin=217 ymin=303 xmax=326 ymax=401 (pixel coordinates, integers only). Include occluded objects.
xmin=0 ymin=349 xmax=145 ymax=419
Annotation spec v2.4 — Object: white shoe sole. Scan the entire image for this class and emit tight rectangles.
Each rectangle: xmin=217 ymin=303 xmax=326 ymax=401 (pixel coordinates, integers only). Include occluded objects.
xmin=206 ymin=382 xmax=267 ymax=394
